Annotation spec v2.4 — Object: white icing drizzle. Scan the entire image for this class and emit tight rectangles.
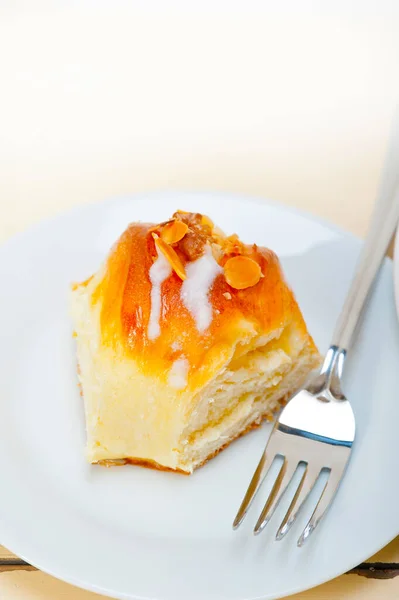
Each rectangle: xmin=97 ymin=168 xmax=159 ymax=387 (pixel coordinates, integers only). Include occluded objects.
xmin=147 ymin=249 xmax=172 ymax=340
xmin=181 ymin=246 xmax=222 ymax=332
xmin=168 ymin=357 xmax=189 ymax=390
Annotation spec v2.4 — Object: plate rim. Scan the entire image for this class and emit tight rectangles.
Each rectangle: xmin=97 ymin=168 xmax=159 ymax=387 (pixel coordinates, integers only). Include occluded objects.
xmin=1 ymin=189 xmax=366 ymax=253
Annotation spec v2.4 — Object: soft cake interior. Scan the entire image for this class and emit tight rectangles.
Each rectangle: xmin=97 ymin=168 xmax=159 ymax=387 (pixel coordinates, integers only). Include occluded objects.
xmin=178 ymin=322 xmax=316 ymax=471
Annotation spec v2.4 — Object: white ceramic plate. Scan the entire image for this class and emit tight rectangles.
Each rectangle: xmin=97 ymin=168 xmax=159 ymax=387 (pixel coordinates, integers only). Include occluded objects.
xmin=0 ymin=192 xmax=398 ymax=600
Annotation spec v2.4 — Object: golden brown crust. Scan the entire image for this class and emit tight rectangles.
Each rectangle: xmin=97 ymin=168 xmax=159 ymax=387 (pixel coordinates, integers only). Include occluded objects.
xmin=97 ymin=456 xmax=190 ymax=475
xmin=74 ymin=211 xmax=316 ymax=390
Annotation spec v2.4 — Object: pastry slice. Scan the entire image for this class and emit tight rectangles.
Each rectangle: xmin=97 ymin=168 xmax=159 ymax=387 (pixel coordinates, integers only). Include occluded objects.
xmin=70 ymin=211 xmax=320 ymax=474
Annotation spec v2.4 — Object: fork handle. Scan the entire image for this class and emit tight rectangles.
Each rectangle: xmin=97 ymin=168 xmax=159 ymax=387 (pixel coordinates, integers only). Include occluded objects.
xmin=330 ymin=184 xmax=399 ymax=352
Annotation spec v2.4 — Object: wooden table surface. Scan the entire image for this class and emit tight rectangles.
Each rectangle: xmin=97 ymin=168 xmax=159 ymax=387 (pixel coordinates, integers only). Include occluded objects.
xmin=1 ymin=2 xmax=399 ymax=598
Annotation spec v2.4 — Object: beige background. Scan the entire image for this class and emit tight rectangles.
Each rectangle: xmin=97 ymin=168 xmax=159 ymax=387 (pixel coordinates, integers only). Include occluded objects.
xmin=1 ymin=2 xmax=399 ymax=598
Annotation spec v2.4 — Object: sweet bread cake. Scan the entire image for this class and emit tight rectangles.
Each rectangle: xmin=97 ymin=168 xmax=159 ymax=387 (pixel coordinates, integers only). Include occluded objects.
xmin=70 ymin=210 xmax=320 ymax=473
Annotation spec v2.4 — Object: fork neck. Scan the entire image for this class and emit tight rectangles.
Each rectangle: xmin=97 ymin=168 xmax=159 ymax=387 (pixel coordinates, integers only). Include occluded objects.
xmin=308 ymin=345 xmax=347 ymax=399
xmin=321 ymin=345 xmax=346 ymax=378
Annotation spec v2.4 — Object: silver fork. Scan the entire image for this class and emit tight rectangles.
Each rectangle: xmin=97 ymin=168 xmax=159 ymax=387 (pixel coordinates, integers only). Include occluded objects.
xmin=233 ymin=186 xmax=399 ymax=546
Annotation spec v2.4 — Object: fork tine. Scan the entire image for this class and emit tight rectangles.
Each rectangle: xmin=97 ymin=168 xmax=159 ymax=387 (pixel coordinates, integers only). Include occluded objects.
xmin=253 ymin=458 xmax=298 ymax=535
xmin=275 ymin=463 xmax=321 ymax=541
xmin=297 ymin=467 xmax=342 ymax=547
xmin=232 ymin=448 xmax=275 ymax=529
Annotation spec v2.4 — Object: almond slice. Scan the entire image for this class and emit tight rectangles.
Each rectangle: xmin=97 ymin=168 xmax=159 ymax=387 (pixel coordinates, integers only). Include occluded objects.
xmin=211 ymin=242 xmax=223 ymax=262
xmin=224 ymin=234 xmax=244 ymax=256
xmin=153 ymin=233 xmax=186 ymax=280
xmin=224 ymin=256 xmax=262 ymax=290
xmin=160 ymin=219 xmax=189 ymax=244
xmin=148 ymin=219 xmax=174 ymax=236
xmin=201 ymin=214 xmax=214 ymax=229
